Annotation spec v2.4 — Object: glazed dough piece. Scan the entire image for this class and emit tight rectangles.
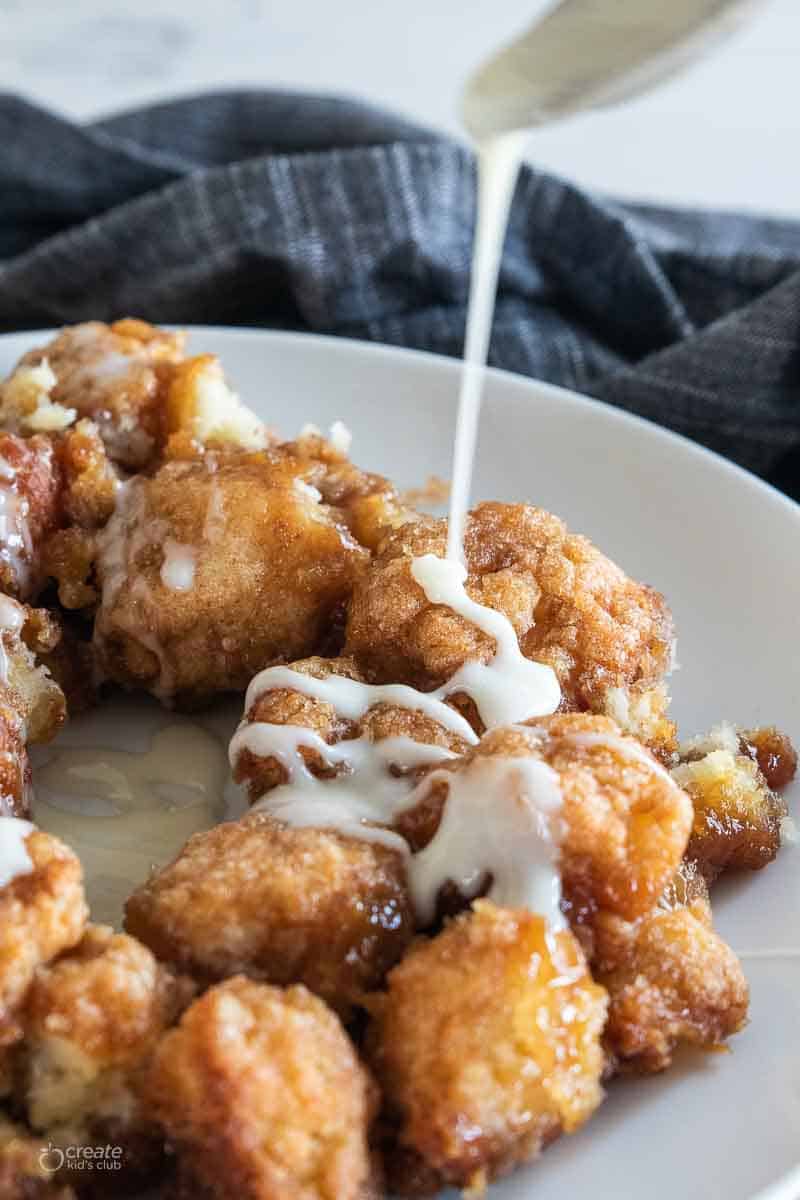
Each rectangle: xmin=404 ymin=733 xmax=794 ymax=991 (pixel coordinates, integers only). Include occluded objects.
xmin=16 ymin=925 xmax=193 ymax=1188
xmin=232 ymin=654 xmax=471 ymax=805
xmin=345 ymin=503 xmax=676 ymax=754
xmin=369 ymin=901 xmax=607 ymax=1192
xmin=125 ymin=811 xmax=413 ymax=1018
xmin=593 ymin=862 xmax=749 ymax=1072
xmin=92 ymin=450 xmax=371 ymax=704
xmin=673 ymin=722 xmax=794 ymax=879
xmin=145 ymin=977 xmax=375 ymax=1200
xmin=399 ymin=715 xmax=693 ymax=926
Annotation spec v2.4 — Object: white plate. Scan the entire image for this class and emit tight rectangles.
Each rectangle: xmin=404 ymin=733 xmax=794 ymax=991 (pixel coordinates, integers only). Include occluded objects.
xmin=3 ymin=328 xmax=799 ymax=1200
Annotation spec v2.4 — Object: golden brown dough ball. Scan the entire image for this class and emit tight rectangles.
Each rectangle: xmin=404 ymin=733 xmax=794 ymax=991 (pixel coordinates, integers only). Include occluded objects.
xmin=595 ymin=884 xmax=749 ymax=1073
xmin=399 ymin=715 xmax=692 ymax=926
xmin=16 ymin=320 xmax=185 ymax=468
xmin=345 ymin=504 xmax=674 ymax=728
xmin=368 ymin=901 xmax=607 ymax=1191
xmin=92 ymin=451 xmax=371 ymax=704
xmin=125 ymin=811 xmax=414 ymax=1017
xmin=19 ymin=925 xmax=192 ymax=1141
xmin=673 ymin=724 xmax=788 ymax=878
xmin=145 ymin=976 xmax=375 ymax=1200
xmin=0 ymin=826 xmax=87 ymax=1045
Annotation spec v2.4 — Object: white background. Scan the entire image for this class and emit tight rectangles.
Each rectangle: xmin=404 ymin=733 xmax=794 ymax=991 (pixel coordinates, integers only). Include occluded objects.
xmin=2 ymin=0 xmax=799 ymax=214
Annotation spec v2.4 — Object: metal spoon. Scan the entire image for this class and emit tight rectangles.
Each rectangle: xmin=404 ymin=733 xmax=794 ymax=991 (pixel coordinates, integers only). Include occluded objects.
xmin=462 ymin=0 xmax=769 ymax=139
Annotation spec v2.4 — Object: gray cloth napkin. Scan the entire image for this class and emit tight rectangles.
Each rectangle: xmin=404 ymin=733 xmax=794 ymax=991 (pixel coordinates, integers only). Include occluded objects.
xmin=2 ymin=90 xmax=799 ymax=499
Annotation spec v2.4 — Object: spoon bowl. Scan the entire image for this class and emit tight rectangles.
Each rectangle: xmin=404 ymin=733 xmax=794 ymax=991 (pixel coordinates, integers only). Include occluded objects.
xmin=462 ymin=0 xmax=770 ymax=140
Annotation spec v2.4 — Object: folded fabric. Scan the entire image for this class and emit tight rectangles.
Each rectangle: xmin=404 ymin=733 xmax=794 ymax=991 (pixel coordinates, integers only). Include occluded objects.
xmin=1 ymin=90 xmax=798 ymax=499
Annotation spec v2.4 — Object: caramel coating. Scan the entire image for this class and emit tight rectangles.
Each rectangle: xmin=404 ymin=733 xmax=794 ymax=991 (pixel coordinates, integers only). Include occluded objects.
xmin=585 ymin=858 xmax=710 ymax=970
xmin=0 ymin=433 xmax=61 ymax=600
xmin=234 ymin=654 xmax=471 ymax=803
xmin=19 ymin=925 xmax=192 ymax=1140
xmin=93 ymin=452 xmax=370 ymax=704
xmin=0 ymin=1117 xmax=75 ymax=1199
xmin=345 ymin=504 xmax=674 ymax=717
xmin=400 ymin=715 xmax=692 ymax=925
xmin=145 ymin=977 xmax=374 ymax=1200
xmin=741 ymin=725 xmax=798 ymax=792
xmin=597 ymin=893 xmax=749 ymax=1073
xmin=0 ymin=829 xmax=87 ymax=1044
xmin=369 ymin=901 xmax=607 ymax=1189
xmin=673 ymin=740 xmax=787 ymax=878
xmin=288 ymin=427 xmax=416 ymax=553
xmin=19 ymin=320 xmax=185 ymax=468
xmin=55 ymin=419 xmax=118 ymax=531
xmin=125 ymin=811 xmax=413 ymax=1016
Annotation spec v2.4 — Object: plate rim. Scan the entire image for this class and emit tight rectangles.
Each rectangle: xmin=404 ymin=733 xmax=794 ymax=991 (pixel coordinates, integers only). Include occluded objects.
xmin=2 ymin=324 xmax=798 ymax=530
xmin=6 ymin=324 xmax=800 ymax=1200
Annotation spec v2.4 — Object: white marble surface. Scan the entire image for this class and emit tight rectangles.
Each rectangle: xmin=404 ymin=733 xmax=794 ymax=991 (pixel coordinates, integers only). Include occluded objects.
xmin=2 ymin=0 xmax=799 ymax=215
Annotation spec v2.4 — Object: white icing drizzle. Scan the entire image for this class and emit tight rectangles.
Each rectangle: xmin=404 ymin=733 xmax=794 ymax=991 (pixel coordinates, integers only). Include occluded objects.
xmin=0 ymin=479 xmax=32 ymax=593
xmin=95 ymin=480 xmax=176 ymax=698
xmin=160 ymin=540 xmax=196 ymax=592
xmin=0 ymin=457 xmax=16 ymax=482
xmin=293 ymin=478 xmax=323 ymax=503
xmin=242 ymin=665 xmax=478 ymax=744
xmin=79 ymin=349 xmax=133 ymax=382
xmin=231 ymin=541 xmax=567 ymax=925
xmin=411 ymin=553 xmax=561 ymax=724
xmin=0 ymin=595 xmax=25 ymax=634
xmin=407 ymin=755 xmax=565 ymax=927
xmin=0 ymin=816 xmax=34 ymax=890
xmin=232 ymin=557 xmax=567 ymax=924
xmin=329 ymin=420 xmax=352 ymax=455
xmin=202 ymin=482 xmax=226 ymax=542
xmin=243 ymin=726 xmax=453 ymax=855
xmin=95 ymin=479 xmax=144 ymax=613
xmin=564 ymin=730 xmax=678 ymax=786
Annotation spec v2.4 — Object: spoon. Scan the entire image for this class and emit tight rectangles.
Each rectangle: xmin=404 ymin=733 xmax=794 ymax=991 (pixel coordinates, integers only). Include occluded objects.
xmin=462 ymin=0 xmax=769 ymax=139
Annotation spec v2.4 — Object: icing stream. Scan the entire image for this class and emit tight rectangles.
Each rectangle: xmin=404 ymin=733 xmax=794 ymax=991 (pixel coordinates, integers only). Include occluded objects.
xmin=411 ymin=554 xmax=561 ymax=725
